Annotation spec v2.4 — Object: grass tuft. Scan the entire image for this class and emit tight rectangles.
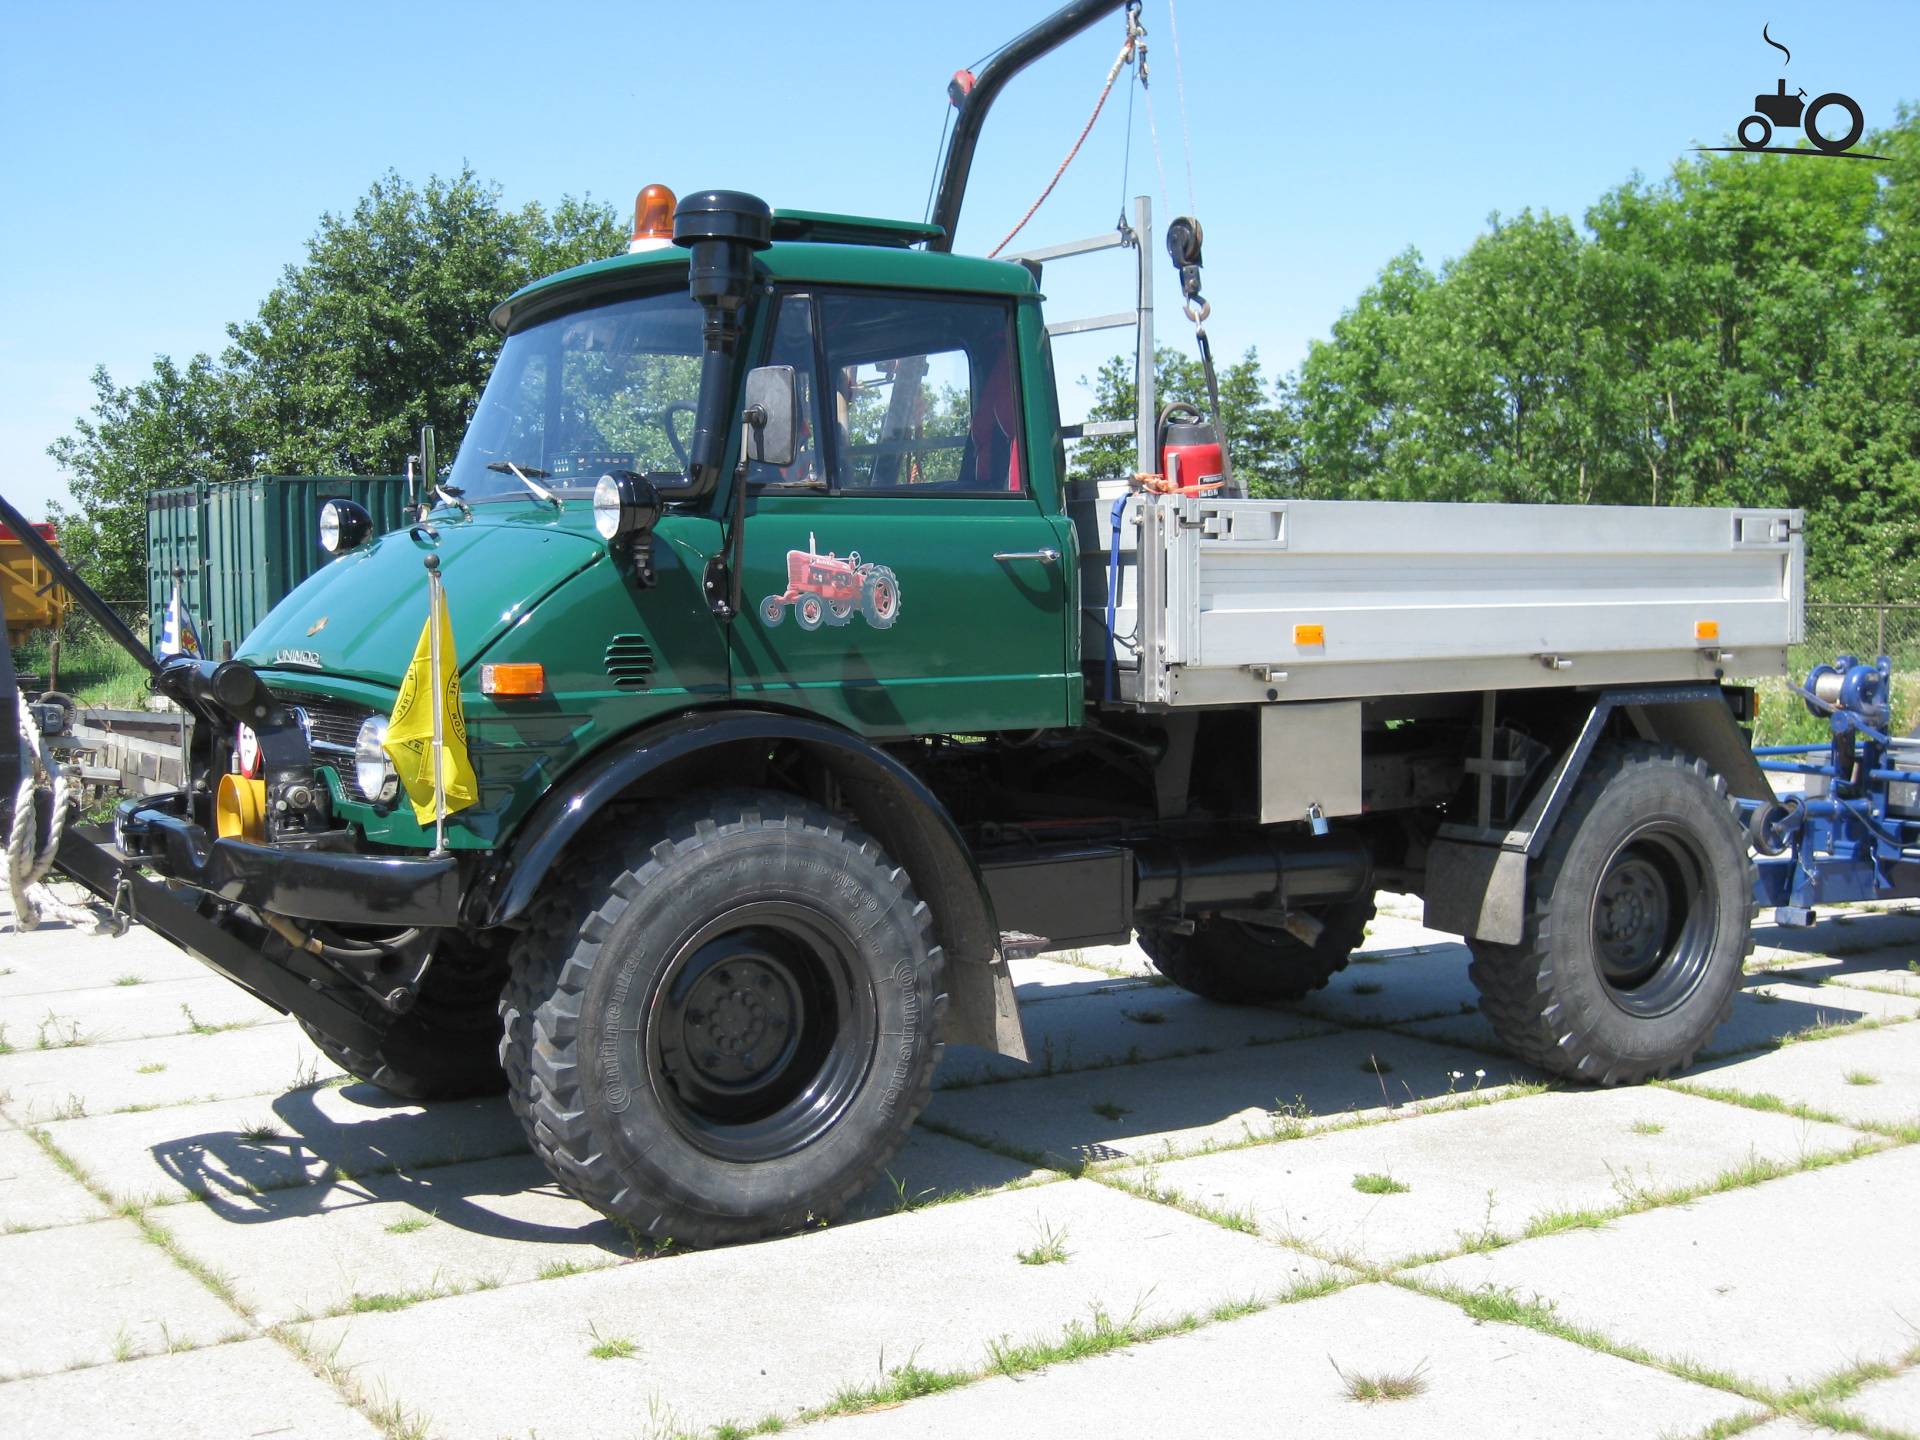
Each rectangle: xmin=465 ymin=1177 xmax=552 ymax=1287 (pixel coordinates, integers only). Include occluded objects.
xmin=586 ymin=1321 xmax=637 ymax=1360
xmin=1333 ymin=1357 xmax=1428 ymax=1403
xmin=136 ymin=1062 xmax=166 ymax=1075
xmin=1843 ymin=1070 xmax=1880 ymax=1087
xmin=1090 ymin=1100 xmax=1132 ymax=1121
xmin=1629 ymin=1119 xmax=1666 ymax=1135
xmin=1016 ymin=1217 xmax=1071 ymax=1266
xmin=383 ymin=1213 xmax=432 ymax=1236
xmin=113 ymin=974 xmax=143 ymax=987
xmin=1352 ymin=1171 xmax=1410 ymax=1195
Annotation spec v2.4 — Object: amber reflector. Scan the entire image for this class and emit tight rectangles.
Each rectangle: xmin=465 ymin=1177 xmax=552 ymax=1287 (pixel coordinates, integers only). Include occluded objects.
xmin=1294 ymin=623 xmax=1325 ymax=646
xmin=481 ymin=663 xmax=545 ymax=697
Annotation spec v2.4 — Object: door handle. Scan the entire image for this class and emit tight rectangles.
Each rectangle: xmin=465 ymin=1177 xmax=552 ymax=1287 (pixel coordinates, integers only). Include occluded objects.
xmin=992 ymin=548 xmax=1061 ymax=565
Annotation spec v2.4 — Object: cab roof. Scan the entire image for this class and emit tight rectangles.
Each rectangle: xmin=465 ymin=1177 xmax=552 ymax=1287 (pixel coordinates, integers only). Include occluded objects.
xmin=490 ymin=208 xmax=1038 ymax=333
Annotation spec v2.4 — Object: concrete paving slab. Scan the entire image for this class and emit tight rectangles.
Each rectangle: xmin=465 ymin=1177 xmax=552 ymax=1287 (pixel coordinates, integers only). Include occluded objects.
xmin=1684 ymin=1023 xmax=1920 ymax=1130
xmin=1046 ymin=939 xmax=1155 ymax=978
xmin=778 ymin=1281 xmax=1751 ymax=1440
xmin=1750 ymin=947 xmax=1920 ymax=1000
xmin=0 ymin=974 xmax=279 ymax=1047
xmin=1751 ymin=908 xmax=1920 ymax=966
xmin=1293 ymin=940 xmax=1479 ymax=1025
xmin=937 ymin=983 xmax=1337 ymax=1089
xmin=0 ymin=921 xmax=205 ymax=998
xmin=35 ymin=1083 xmax=528 ymax=1209
xmin=1412 ymin=1144 xmax=1920 ymax=1391
xmin=151 ymin=1152 xmax=631 ymax=1324
xmin=150 ymin=1129 xmax=1040 ymax=1325
xmin=1358 ymin=908 xmax=1462 ymax=950
xmin=0 ymin=1337 xmax=382 ymax=1439
xmin=926 ymin=1027 xmax=1541 ymax=1168
xmin=0 ymin=1021 xmax=343 ymax=1122
xmin=845 ymin=1127 xmax=1047 ymax=1218
xmin=0 ymin=1217 xmax=247 ymax=1378
xmin=0 ymin=1124 xmax=109 ymax=1231
xmin=1839 ymin=1365 xmax=1920 ymax=1433
xmin=1401 ymin=982 xmax=1900 ymax=1063
xmin=1007 ymin=954 xmax=1155 ymax=1000
xmin=1130 ymin=1085 xmax=1869 ymax=1265
xmin=298 ymin=1180 xmax=1332 ymax=1440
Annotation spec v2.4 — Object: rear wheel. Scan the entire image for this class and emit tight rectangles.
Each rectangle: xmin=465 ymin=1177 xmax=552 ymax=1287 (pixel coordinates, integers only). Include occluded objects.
xmin=1138 ymin=896 xmax=1376 ymax=1004
xmin=499 ymin=792 xmax=946 ymax=1246
xmin=297 ymin=933 xmax=510 ymax=1101
xmin=1466 ymin=743 xmax=1753 ymax=1083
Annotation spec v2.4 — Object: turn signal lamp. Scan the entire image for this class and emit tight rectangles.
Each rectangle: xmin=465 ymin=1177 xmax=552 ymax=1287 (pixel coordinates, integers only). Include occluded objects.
xmin=481 ymin=663 xmax=545 ymax=697
xmin=629 ymin=184 xmax=678 ymax=252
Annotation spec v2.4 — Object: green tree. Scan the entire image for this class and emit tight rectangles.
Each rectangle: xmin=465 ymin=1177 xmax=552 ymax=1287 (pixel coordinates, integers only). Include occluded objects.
xmin=1072 ymin=344 xmax=1296 ymax=494
xmin=46 ymin=357 xmax=253 ymax=602
xmin=224 ymin=168 xmax=622 ymax=476
xmin=46 ymin=168 xmax=623 ymax=599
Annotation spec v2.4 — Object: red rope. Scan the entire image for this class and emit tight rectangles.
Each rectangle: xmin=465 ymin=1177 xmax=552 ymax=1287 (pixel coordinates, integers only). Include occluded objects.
xmin=987 ymin=28 xmax=1138 ymax=259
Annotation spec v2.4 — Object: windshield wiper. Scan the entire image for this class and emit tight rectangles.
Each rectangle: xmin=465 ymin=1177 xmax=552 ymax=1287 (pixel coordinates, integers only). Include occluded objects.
xmin=433 ymin=482 xmax=473 ymax=522
xmin=487 ymin=460 xmax=563 ymax=511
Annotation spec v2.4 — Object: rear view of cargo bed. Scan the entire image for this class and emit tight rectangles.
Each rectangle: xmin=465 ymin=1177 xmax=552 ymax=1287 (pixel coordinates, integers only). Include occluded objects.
xmin=1084 ymin=496 xmax=1804 ymax=707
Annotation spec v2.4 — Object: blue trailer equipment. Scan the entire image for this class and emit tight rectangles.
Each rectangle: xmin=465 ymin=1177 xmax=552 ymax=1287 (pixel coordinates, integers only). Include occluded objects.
xmin=1746 ymin=654 xmax=1920 ymax=925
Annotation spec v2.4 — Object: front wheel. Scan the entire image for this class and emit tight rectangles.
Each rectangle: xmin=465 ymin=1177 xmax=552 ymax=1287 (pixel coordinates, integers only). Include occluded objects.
xmin=1467 ymin=743 xmax=1753 ymax=1084
xmin=1138 ymin=897 xmax=1376 ymax=1004
xmin=499 ymin=792 xmax=947 ymax=1246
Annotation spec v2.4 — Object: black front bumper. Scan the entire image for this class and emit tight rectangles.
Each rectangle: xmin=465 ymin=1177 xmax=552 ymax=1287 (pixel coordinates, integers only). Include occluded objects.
xmin=115 ymin=791 xmax=466 ymax=927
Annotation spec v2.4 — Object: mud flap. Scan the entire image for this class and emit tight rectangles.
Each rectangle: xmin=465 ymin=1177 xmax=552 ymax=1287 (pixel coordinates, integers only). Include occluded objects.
xmin=945 ymin=950 xmax=1028 ymax=1062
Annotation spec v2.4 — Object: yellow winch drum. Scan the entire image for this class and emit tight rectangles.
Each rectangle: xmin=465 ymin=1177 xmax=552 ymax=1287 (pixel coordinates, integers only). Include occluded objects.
xmin=214 ymin=774 xmax=267 ymax=843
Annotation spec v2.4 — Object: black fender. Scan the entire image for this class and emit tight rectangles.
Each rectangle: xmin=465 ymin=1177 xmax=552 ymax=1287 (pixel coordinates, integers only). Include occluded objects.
xmin=1426 ymin=682 xmax=1765 ymax=944
xmin=466 ymin=707 xmax=1020 ymax=1054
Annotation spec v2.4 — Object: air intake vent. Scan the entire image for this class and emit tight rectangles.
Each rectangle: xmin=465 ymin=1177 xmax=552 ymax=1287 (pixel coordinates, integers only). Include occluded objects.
xmin=604 ymin=635 xmax=655 ymax=691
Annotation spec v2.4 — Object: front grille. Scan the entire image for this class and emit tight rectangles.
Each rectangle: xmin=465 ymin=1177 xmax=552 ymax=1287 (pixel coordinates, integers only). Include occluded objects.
xmin=604 ymin=634 xmax=655 ymax=691
xmin=275 ymin=691 xmax=379 ymax=802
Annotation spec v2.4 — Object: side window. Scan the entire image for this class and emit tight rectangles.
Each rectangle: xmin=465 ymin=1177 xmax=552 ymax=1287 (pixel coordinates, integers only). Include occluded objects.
xmin=747 ymin=294 xmax=826 ymax=489
xmin=819 ymin=293 xmax=1024 ymax=495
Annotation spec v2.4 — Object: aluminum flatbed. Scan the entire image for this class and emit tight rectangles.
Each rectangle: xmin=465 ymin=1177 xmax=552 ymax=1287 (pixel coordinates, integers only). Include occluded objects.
xmin=1088 ymin=496 xmax=1804 ymax=707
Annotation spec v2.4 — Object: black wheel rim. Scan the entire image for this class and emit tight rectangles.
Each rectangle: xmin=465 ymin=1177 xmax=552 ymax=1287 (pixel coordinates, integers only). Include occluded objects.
xmin=1588 ymin=823 xmax=1716 ymax=1017
xmin=643 ymin=901 xmax=875 ymax=1162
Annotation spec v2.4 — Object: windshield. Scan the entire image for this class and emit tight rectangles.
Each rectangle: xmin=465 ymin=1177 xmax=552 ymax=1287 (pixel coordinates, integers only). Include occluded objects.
xmin=446 ymin=289 xmax=704 ymax=502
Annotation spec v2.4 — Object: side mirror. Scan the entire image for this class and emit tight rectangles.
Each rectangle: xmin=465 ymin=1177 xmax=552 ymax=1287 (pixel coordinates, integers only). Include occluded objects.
xmin=743 ymin=365 xmax=798 ymax=468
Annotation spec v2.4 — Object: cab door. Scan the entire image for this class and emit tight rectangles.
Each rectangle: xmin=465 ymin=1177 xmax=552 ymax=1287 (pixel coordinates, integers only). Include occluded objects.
xmin=729 ymin=289 xmax=1072 ymax=737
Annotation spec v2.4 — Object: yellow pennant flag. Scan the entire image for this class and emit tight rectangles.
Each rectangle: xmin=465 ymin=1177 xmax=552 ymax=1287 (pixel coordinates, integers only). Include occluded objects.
xmin=383 ymin=591 xmax=477 ymax=826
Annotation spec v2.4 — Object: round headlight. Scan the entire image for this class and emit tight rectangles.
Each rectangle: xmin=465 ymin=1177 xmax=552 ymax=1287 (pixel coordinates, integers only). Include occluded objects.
xmin=319 ymin=499 xmax=373 ymax=555
xmin=592 ymin=474 xmax=625 ymax=540
xmin=353 ymin=714 xmax=398 ymax=804
xmin=592 ymin=471 xmax=661 ymax=546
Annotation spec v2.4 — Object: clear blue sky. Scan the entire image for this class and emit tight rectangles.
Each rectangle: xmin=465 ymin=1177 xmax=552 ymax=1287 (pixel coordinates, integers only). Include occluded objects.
xmin=3 ymin=1 xmax=1915 ymax=518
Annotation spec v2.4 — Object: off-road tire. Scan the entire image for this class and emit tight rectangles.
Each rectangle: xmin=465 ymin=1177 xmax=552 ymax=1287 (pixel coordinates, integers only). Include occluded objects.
xmin=298 ymin=933 xmax=511 ymax=1102
xmin=1466 ymin=743 xmax=1754 ymax=1084
xmin=1137 ymin=896 xmax=1377 ymax=1004
xmin=498 ymin=791 xmax=947 ymax=1247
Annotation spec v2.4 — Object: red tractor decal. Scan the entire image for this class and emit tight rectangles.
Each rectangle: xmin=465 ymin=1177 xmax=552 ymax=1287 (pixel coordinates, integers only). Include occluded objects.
xmin=759 ymin=534 xmax=901 ymax=632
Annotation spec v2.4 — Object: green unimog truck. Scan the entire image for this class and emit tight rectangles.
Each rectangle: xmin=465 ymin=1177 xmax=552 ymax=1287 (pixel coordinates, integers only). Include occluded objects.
xmin=38 ymin=0 xmax=1802 ymax=1245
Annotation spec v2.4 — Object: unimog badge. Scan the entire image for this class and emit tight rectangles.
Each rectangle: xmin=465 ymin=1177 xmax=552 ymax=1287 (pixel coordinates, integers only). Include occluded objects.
xmin=274 ymin=648 xmax=323 ymax=668
xmin=759 ymin=533 xmax=901 ymax=632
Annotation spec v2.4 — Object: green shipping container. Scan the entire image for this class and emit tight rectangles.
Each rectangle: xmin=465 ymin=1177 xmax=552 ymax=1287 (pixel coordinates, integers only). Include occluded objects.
xmin=147 ymin=476 xmax=413 ymax=658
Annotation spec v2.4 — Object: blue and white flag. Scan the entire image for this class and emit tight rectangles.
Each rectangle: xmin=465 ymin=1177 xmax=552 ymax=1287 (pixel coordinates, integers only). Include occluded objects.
xmin=157 ymin=578 xmax=200 ymax=658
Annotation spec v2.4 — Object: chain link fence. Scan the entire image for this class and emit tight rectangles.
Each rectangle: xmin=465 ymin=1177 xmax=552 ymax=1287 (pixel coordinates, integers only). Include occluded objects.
xmin=1799 ymin=603 xmax=1920 ymax=671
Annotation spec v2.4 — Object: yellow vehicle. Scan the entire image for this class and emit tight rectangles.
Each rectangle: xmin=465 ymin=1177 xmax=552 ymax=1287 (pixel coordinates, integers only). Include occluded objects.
xmin=0 ymin=521 xmax=66 ymax=646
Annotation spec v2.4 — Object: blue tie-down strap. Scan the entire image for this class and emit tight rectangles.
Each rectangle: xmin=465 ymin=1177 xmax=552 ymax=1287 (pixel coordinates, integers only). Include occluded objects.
xmin=1105 ymin=494 xmax=1128 ymax=703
